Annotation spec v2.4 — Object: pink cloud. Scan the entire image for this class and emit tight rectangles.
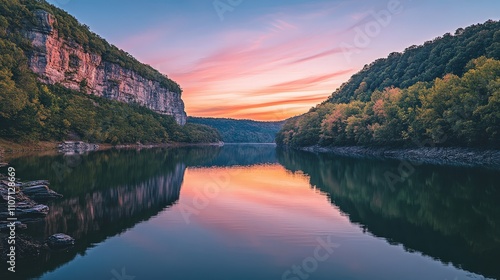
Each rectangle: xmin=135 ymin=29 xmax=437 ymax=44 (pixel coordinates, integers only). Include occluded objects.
xmin=284 ymin=48 xmax=352 ymax=66
xmin=170 ymin=27 xmax=344 ymax=88
xmin=189 ymin=94 xmax=329 ymax=118
xmin=128 ymin=3 xmax=363 ymax=120
xmin=250 ymin=70 xmax=353 ymax=96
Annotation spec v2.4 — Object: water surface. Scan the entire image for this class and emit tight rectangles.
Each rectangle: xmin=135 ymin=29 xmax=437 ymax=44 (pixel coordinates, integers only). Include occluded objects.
xmin=3 ymin=144 xmax=500 ymax=280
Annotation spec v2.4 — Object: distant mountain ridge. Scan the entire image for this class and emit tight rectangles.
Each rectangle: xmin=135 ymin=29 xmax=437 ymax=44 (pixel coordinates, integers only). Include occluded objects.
xmin=188 ymin=117 xmax=284 ymax=143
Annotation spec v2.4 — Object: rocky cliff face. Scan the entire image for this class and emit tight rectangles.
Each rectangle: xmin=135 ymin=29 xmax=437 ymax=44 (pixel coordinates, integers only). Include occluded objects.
xmin=25 ymin=10 xmax=187 ymax=125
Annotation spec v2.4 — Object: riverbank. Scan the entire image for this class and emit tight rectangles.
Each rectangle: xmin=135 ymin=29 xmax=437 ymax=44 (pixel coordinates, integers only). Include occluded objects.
xmin=0 ymin=139 xmax=223 ymax=160
xmin=300 ymin=145 xmax=500 ymax=169
xmin=0 ymin=140 xmax=59 ymax=154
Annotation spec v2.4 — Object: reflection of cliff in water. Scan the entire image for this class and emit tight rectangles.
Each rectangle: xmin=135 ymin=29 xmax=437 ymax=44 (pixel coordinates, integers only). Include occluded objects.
xmin=39 ymin=163 xmax=184 ymax=241
xmin=10 ymin=145 xmax=277 ymax=192
xmin=6 ymin=150 xmax=187 ymax=280
xmin=4 ymin=146 xmax=278 ymax=279
xmin=277 ymin=149 xmax=500 ymax=280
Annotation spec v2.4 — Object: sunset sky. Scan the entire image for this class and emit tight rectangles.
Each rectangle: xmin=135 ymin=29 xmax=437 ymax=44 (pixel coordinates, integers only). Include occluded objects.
xmin=47 ymin=0 xmax=500 ymax=120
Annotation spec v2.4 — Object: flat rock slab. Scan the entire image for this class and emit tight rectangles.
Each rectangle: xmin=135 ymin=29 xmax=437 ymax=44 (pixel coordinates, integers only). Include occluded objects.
xmin=47 ymin=233 xmax=75 ymax=248
xmin=17 ymin=204 xmax=50 ymax=217
xmin=22 ymin=185 xmax=63 ymax=201
xmin=20 ymin=180 xmax=50 ymax=187
xmin=0 ymin=221 xmax=27 ymax=231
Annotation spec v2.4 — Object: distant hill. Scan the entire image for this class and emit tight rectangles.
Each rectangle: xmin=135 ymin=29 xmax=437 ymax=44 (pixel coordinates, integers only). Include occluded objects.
xmin=188 ymin=117 xmax=284 ymax=143
xmin=276 ymin=20 xmax=500 ymax=148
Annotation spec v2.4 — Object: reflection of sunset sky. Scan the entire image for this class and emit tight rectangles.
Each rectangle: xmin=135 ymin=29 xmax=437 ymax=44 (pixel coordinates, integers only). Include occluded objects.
xmin=49 ymin=0 xmax=500 ymax=120
xmin=180 ymin=165 xmax=353 ymax=233
xmin=167 ymin=164 xmax=361 ymax=264
xmin=113 ymin=163 xmax=484 ymax=279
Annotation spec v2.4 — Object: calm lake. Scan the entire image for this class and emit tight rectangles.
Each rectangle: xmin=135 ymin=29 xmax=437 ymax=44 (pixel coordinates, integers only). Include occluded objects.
xmin=3 ymin=144 xmax=500 ymax=280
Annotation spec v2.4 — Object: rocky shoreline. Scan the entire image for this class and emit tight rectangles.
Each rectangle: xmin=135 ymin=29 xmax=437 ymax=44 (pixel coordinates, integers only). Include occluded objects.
xmin=58 ymin=141 xmax=99 ymax=154
xmin=300 ymin=145 xmax=500 ymax=169
xmin=0 ymin=165 xmax=74 ymax=261
xmin=1 ymin=140 xmax=225 ymax=158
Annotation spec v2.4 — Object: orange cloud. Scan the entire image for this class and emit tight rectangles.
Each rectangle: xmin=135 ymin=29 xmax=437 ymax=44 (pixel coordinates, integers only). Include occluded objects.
xmin=189 ymin=94 xmax=329 ymax=121
xmin=225 ymin=108 xmax=310 ymax=121
xmin=195 ymin=95 xmax=328 ymax=114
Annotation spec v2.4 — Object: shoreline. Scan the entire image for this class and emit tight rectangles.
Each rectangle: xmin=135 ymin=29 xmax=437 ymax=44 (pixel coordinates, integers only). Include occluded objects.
xmin=0 ymin=139 xmax=224 ymax=161
xmin=3 ymin=139 xmax=500 ymax=170
xmin=299 ymin=145 xmax=500 ymax=170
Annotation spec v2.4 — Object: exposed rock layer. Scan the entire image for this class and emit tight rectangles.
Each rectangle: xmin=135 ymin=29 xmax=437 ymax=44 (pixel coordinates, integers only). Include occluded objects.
xmin=25 ymin=10 xmax=187 ymax=125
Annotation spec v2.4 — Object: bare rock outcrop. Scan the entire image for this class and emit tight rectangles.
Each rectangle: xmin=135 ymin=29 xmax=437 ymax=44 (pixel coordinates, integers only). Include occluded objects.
xmin=25 ymin=10 xmax=187 ymax=125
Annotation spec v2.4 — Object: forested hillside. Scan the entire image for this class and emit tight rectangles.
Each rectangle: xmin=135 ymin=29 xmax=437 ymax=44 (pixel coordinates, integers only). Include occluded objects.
xmin=327 ymin=20 xmax=500 ymax=103
xmin=1 ymin=0 xmax=181 ymax=92
xmin=276 ymin=20 xmax=500 ymax=149
xmin=188 ymin=117 xmax=283 ymax=143
xmin=0 ymin=0 xmax=220 ymax=144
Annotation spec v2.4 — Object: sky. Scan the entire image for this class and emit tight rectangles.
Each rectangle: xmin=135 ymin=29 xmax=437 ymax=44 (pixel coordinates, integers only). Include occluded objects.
xmin=47 ymin=0 xmax=500 ymax=121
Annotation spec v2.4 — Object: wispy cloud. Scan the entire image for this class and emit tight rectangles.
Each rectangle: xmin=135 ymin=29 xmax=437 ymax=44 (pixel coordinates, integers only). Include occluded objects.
xmin=191 ymin=94 xmax=329 ymax=117
xmin=250 ymin=70 xmax=352 ymax=96
xmin=284 ymin=48 xmax=351 ymax=66
xmin=127 ymin=1 xmax=363 ymax=120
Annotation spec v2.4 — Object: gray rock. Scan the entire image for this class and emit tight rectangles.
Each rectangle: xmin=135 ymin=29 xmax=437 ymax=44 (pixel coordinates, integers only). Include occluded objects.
xmin=20 ymin=180 xmax=50 ymax=187
xmin=31 ymin=10 xmax=55 ymax=34
xmin=58 ymin=141 xmax=99 ymax=154
xmin=22 ymin=185 xmax=63 ymax=201
xmin=17 ymin=204 xmax=50 ymax=217
xmin=47 ymin=233 xmax=75 ymax=248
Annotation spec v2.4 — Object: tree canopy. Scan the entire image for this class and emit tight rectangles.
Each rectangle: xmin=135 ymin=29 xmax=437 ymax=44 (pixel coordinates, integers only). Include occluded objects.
xmin=276 ymin=20 xmax=500 ymax=149
xmin=188 ymin=117 xmax=283 ymax=143
xmin=327 ymin=20 xmax=500 ymax=104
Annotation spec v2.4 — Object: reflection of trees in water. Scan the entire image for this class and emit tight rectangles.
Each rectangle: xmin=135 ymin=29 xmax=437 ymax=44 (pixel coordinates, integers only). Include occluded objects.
xmin=4 ymin=145 xmax=279 ymax=279
xmin=11 ymin=149 xmax=196 ymax=196
xmin=40 ymin=163 xmax=185 ymax=241
xmin=277 ymin=149 xmax=500 ymax=279
xmin=7 ymin=150 xmax=188 ymax=279
xmin=183 ymin=144 xmax=277 ymax=167
xmin=14 ymin=168 xmax=184 ymax=279
xmin=11 ymin=145 xmax=277 ymax=196
xmin=12 ymin=146 xmax=499 ymax=278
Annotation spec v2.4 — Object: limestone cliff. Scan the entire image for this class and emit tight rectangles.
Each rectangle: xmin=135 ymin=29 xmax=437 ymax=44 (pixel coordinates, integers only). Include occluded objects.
xmin=25 ymin=10 xmax=187 ymax=125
